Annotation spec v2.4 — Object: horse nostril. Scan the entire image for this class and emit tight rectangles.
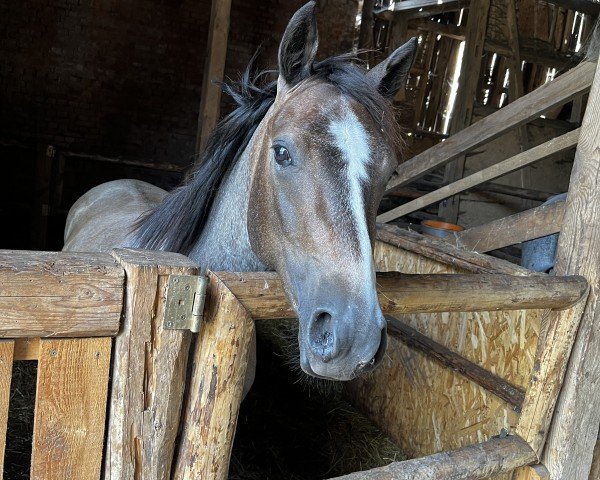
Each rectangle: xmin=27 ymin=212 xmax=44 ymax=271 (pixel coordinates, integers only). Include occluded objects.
xmin=310 ymin=310 xmax=336 ymax=362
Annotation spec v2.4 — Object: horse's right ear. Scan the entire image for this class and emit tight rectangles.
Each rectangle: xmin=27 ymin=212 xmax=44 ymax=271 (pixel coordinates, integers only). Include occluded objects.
xmin=278 ymin=1 xmax=319 ymax=87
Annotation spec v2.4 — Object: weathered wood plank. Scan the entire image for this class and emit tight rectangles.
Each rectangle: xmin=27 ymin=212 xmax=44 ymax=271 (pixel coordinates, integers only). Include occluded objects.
xmin=387 ymin=316 xmax=525 ymax=409
xmin=536 ymin=58 xmax=600 ymax=479
xmin=13 ymin=338 xmax=40 ymax=361
xmin=105 ymin=249 xmax=198 ymax=480
xmin=328 ymin=435 xmax=537 ymax=480
xmin=376 ymin=224 xmax=535 ymax=275
xmin=30 ymin=337 xmax=111 ymax=480
xmin=216 ymin=270 xmax=586 ymax=320
xmin=0 ymin=340 xmax=14 ymax=479
xmin=386 ymin=61 xmax=595 ymax=191
xmin=173 ymin=270 xmax=255 ymax=480
xmin=0 ymin=250 xmax=124 ymax=337
xmin=453 ymin=200 xmax=565 ymax=253
xmin=379 ymin=128 xmax=579 ymax=222
xmin=195 ymin=0 xmax=232 ymax=155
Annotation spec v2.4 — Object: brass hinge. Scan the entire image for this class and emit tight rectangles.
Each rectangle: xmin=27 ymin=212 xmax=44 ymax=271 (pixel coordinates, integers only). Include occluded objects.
xmin=164 ymin=274 xmax=208 ymax=332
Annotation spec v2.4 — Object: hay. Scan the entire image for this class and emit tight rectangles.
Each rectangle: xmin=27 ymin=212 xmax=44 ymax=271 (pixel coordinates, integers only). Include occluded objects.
xmin=228 ymin=319 xmax=406 ymax=480
xmin=5 ymin=360 xmax=37 ymax=480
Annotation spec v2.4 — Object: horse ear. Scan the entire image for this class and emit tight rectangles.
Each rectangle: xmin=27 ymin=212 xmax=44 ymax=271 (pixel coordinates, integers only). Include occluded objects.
xmin=367 ymin=37 xmax=418 ymax=99
xmin=278 ymin=1 xmax=319 ymax=87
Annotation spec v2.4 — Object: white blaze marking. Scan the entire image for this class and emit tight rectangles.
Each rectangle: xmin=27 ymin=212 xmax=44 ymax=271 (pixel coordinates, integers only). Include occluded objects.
xmin=329 ymin=106 xmax=375 ymax=279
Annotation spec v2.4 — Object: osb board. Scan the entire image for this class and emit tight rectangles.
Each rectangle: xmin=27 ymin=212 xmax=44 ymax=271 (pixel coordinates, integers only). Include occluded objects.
xmin=346 ymin=240 xmax=541 ymax=480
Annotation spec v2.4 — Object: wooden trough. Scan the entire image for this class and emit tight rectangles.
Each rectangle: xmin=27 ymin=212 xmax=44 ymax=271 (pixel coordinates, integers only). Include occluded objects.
xmin=1 ymin=47 xmax=600 ymax=480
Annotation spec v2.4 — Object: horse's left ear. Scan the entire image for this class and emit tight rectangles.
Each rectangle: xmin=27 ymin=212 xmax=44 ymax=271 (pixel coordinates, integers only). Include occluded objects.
xmin=367 ymin=37 xmax=418 ymax=99
xmin=278 ymin=1 xmax=319 ymax=87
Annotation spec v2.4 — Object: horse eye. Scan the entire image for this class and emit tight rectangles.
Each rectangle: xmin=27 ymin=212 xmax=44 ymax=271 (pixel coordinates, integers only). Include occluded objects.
xmin=273 ymin=145 xmax=292 ymax=167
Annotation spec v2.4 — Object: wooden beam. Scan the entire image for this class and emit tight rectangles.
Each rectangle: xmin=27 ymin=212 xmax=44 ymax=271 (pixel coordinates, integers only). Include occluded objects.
xmin=173 ymin=270 xmax=255 ymax=480
xmin=409 ymin=18 xmax=466 ymax=41
xmin=0 ymin=340 xmax=13 ymax=479
xmin=376 ymin=224 xmax=536 ymax=275
xmin=387 ymin=316 xmax=525 ymax=409
xmin=105 ymin=249 xmax=198 ymax=480
xmin=438 ymin=0 xmax=491 ymax=223
xmin=0 ymin=250 xmax=124 ymax=338
xmin=379 ymin=128 xmax=579 ymax=222
xmin=215 ymin=271 xmax=587 ymax=321
xmin=383 ymin=0 xmax=466 ymax=18
xmin=195 ymin=0 xmax=232 ymax=157
xmin=453 ymin=199 xmax=565 ymax=253
xmin=536 ymin=57 xmax=600 ymax=479
xmin=30 ymin=337 xmax=112 ymax=480
xmin=386 ymin=61 xmax=595 ymax=191
xmin=328 ymin=435 xmax=537 ymax=480
xmin=544 ymin=0 xmax=600 ymax=15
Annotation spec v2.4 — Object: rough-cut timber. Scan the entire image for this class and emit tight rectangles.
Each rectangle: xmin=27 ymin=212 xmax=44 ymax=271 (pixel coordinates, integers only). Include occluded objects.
xmin=379 ymin=128 xmax=579 ymax=222
xmin=30 ymin=337 xmax=112 ymax=480
xmin=453 ymin=200 xmax=565 ymax=253
xmin=376 ymin=224 xmax=535 ymax=275
xmin=0 ymin=340 xmax=13 ymax=478
xmin=13 ymin=337 xmax=40 ymax=361
xmin=0 ymin=250 xmax=124 ymax=337
xmin=195 ymin=0 xmax=232 ymax=155
xmin=105 ymin=249 xmax=198 ymax=480
xmin=387 ymin=316 xmax=525 ymax=409
xmin=537 ymin=58 xmax=600 ymax=480
xmin=217 ymin=271 xmax=586 ymax=320
xmin=385 ymin=61 xmax=595 ymax=190
xmin=328 ymin=435 xmax=536 ymax=480
xmin=173 ymin=271 xmax=255 ymax=480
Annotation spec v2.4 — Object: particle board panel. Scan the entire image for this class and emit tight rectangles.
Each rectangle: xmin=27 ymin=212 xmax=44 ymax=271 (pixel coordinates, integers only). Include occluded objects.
xmin=346 ymin=239 xmax=541 ymax=480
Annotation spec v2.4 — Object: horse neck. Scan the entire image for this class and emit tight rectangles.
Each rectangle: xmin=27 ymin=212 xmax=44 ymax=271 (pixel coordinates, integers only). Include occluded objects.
xmin=187 ymin=112 xmax=271 ymax=273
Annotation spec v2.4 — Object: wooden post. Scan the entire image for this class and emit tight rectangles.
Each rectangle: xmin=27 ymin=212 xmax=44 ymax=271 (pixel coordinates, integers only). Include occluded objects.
xmin=173 ymin=271 xmax=255 ymax=480
xmin=30 ymin=337 xmax=112 ymax=480
xmin=195 ymin=0 xmax=232 ymax=158
xmin=105 ymin=249 xmax=198 ymax=480
xmin=0 ymin=340 xmax=14 ymax=479
xmin=357 ymin=0 xmax=375 ymax=65
xmin=438 ymin=0 xmax=491 ymax=223
xmin=533 ymin=58 xmax=600 ymax=480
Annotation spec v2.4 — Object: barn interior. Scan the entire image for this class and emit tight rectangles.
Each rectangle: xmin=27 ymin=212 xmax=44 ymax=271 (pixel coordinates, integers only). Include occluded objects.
xmin=2 ymin=0 xmax=600 ymax=479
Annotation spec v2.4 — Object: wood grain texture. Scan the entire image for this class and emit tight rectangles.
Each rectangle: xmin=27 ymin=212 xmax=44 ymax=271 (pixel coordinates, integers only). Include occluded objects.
xmin=30 ymin=337 xmax=111 ymax=480
xmin=329 ymin=435 xmax=536 ymax=480
xmin=537 ymin=59 xmax=600 ymax=479
xmin=387 ymin=317 xmax=525 ymax=409
xmin=105 ymin=249 xmax=198 ymax=480
xmin=347 ymin=237 xmax=542 ymax=475
xmin=0 ymin=250 xmax=124 ymax=337
xmin=376 ymin=224 xmax=536 ymax=275
xmin=453 ymin=200 xmax=565 ymax=253
xmin=173 ymin=271 xmax=255 ymax=480
xmin=379 ymin=128 xmax=578 ymax=222
xmin=0 ymin=340 xmax=14 ymax=479
xmin=13 ymin=337 xmax=40 ymax=361
xmin=195 ymin=0 xmax=232 ymax=155
xmin=386 ymin=61 xmax=595 ymax=190
xmin=217 ymin=270 xmax=586 ymax=320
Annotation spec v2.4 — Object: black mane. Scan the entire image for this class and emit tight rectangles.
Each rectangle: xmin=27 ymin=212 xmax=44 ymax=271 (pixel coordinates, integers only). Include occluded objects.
xmin=133 ymin=55 xmax=399 ymax=254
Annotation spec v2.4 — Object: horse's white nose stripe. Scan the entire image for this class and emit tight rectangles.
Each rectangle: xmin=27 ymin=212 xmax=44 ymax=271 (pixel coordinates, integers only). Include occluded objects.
xmin=329 ymin=106 xmax=374 ymax=275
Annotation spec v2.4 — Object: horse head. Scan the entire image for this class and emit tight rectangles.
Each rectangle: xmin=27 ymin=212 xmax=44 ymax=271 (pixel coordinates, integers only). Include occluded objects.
xmin=247 ymin=2 xmax=417 ymax=380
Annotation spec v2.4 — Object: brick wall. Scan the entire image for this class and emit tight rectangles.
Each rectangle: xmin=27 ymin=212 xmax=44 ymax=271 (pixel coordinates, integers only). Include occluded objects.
xmin=0 ymin=0 xmax=359 ymax=167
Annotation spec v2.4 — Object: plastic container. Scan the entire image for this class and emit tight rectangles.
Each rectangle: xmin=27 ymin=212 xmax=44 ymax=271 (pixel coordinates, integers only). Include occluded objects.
xmin=420 ymin=220 xmax=464 ymax=238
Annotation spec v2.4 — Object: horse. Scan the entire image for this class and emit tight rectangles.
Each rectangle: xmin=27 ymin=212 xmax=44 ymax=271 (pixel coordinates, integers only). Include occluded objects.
xmin=63 ymin=1 xmax=417 ymax=385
